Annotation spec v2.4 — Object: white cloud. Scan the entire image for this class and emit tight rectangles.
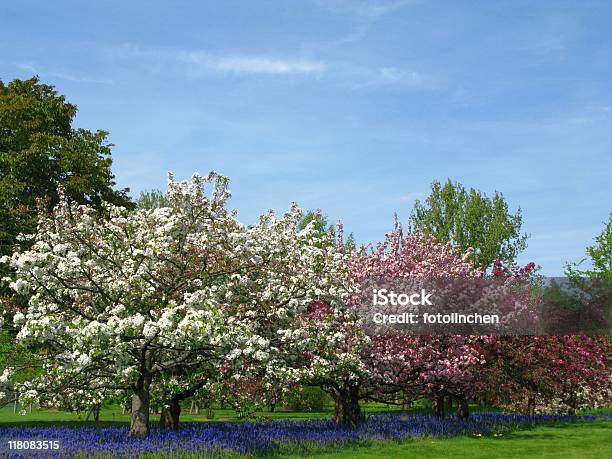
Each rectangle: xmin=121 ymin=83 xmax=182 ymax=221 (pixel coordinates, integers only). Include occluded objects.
xmin=113 ymin=44 xmax=325 ymax=77
xmin=211 ymin=57 xmax=325 ymax=74
xmin=110 ymin=44 xmax=429 ymax=90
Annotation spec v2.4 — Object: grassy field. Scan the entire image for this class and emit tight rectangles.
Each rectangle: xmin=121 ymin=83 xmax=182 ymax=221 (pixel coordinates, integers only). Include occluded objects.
xmin=0 ymin=402 xmax=416 ymax=425
xmin=0 ymin=404 xmax=321 ymax=425
xmin=282 ymin=420 xmax=612 ymax=458
xmin=0 ymin=400 xmax=510 ymax=425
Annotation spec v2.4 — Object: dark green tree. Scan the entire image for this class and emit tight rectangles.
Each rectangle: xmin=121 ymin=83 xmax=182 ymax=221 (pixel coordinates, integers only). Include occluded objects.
xmin=0 ymin=76 xmax=132 ymax=260
xmin=410 ymin=179 xmax=528 ymax=270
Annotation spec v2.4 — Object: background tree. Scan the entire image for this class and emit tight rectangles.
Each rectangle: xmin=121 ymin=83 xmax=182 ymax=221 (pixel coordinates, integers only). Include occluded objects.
xmin=299 ymin=209 xmax=356 ymax=251
xmin=410 ymin=179 xmax=527 ymax=270
xmin=558 ymin=215 xmax=611 ymax=336
xmin=566 ymin=214 xmax=611 ymax=281
xmin=136 ymin=189 xmax=169 ymax=210
xmin=0 ymin=76 xmax=132 ymax=260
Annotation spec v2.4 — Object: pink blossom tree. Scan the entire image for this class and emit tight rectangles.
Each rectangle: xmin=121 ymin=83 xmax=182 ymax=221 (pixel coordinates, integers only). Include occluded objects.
xmin=350 ymin=222 xmax=484 ymax=418
xmin=475 ymin=261 xmax=611 ymax=415
xmin=477 ymin=334 xmax=610 ymax=414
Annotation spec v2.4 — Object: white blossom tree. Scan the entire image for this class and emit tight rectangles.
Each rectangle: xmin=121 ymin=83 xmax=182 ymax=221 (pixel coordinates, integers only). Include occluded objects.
xmin=1 ymin=171 xmax=358 ymax=435
xmin=3 ymin=172 xmax=258 ymax=435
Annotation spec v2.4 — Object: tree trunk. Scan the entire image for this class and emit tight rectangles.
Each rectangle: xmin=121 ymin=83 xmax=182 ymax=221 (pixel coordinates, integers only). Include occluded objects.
xmin=402 ymin=392 xmax=412 ymax=410
xmin=526 ymin=396 xmax=536 ymax=416
xmin=332 ymin=384 xmax=361 ymax=426
xmin=86 ymin=404 xmax=102 ymax=425
xmin=129 ymin=387 xmax=151 ymax=437
xmin=432 ymin=394 xmax=445 ymax=417
xmin=159 ymin=398 xmax=181 ymax=431
xmin=565 ymin=396 xmax=577 ymax=415
xmin=456 ymin=396 xmax=469 ymax=419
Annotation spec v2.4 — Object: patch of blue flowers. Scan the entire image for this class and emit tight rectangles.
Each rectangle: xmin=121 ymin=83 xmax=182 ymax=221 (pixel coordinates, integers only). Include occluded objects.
xmin=0 ymin=413 xmax=606 ymax=458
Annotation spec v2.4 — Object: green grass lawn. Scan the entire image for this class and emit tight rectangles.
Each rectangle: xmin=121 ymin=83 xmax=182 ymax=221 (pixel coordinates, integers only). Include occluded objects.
xmin=0 ymin=402 xmax=411 ymax=425
xmin=0 ymin=405 xmax=332 ymax=426
xmin=282 ymin=420 xmax=612 ymax=459
xmin=0 ymin=400 xmax=507 ymax=426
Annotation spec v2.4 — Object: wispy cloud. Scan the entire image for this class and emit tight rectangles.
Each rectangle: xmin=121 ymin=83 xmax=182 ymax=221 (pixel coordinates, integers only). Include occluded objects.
xmin=108 ymin=44 xmax=432 ymax=92
xmin=112 ymin=44 xmax=326 ymax=76
xmin=209 ymin=57 xmax=325 ymax=74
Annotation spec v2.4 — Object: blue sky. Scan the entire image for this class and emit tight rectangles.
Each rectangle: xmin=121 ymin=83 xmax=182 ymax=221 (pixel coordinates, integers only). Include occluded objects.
xmin=1 ymin=0 xmax=611 ymax=274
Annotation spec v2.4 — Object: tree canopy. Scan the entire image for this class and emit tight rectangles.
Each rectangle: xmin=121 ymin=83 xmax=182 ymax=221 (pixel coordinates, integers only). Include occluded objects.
xmin=410 ymin=179 xmax=528 ymax=270
xmin=0 ymin=76 xmax=132 ymax=260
